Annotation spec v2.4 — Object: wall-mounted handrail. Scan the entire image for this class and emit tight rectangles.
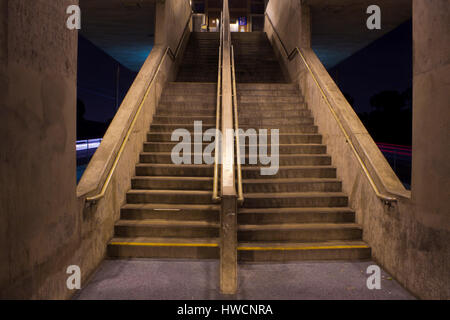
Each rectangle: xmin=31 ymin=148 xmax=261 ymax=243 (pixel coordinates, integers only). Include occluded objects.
xmin=85 ymin=13 xmax=192 ymax=202
xmin=231 ymin=45 xmax=244 ymax=204
xmin=265 ymin=13 xmax=397 ymax=204
xmin=212 ymin=12 xmax=223 ymax=202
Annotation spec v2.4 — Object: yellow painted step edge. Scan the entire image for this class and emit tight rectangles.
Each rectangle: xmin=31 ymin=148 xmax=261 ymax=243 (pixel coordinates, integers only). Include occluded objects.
xmin=109 ymin=242 xmax=369 ymax=251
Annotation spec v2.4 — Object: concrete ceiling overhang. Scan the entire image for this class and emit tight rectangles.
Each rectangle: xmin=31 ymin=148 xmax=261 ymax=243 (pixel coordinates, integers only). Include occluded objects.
xmin=80 ymin=0 xmax=156 ymax=72
xmin=80 ymin=0 xmax=411 ymax=72
xmin=305 ymin=0 xmax=412 ymax=68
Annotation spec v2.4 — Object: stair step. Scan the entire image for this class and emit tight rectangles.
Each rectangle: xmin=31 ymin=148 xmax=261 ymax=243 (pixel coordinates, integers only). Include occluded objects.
xmin=150 ymin=124 xmax=216 ymax=132
xmin=153 ymin=115 xmax=216 ymax=124
xmin=157 ymin=109 xmax=216 ymax=116
xmin=238 ymin=222 xmax=362 ymax=242
xmin=240 ymin=154 xmax=331 ymax=166
xmin=108 ymin=237 xmax=219 ymax=259
xmin=238 ymin=207 xmax=355 ymax=224
xmin=132 ymin=175 xmax=213 ymax=190
xmin=242 ymin=165 xmax=336 ymax=179
xmin=237 ymin=240 xmax=371 ymax=262
xmin=136 ymin=163 xmax=214 ymax=176
xmin=238 ymin=117 xmax=314 ymax=125
xmin=148 ymin=132 xmax=217 ymax=142
xmin=239 ymin=109 xmax=311 ymax=117
xmin=242 ymin=177 xmax=340 ymax=192
xmin=127 ymin=189 xmax=213 ymax=204
xmin=237 ymin=83 xmax=297 ymax=91
xmin=121 ymin=203 xmax=219 ymax=222
xmin=243 ymin=192 xmax=348 ymax=208
xmin=239 ymin=125 xmax=318 ymax=133
xmin=237 ymin=133 xmax=322 ymax=144
xmin=160 ymin=95 xmax=216 ymax=103
xmin=239 ymin=97 xmax=302 ymax=104
xmin=143 ymin=142 xmax=212 ymax=152
xmin=243 ymin=144 xmax=327 ymax=154
xmin=114 ymin=219 xmax=219 ymax=238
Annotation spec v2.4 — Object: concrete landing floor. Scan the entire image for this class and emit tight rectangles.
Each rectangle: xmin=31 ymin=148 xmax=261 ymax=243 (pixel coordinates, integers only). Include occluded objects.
xmin=73 ymin=259 xmax=415 ymax=300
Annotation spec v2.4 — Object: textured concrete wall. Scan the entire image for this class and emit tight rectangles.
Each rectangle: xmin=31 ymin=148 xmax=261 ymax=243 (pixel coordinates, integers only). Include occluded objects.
xmin=0 ymin=0 xmax=191 ymax=299
xmin=0 ymin=0 xmax=79 ymax=299
xmin=155 ymin=0 xmax=192 ymax=48
xmin=412 ymin=0 xmax=450 ymax=232
xmin=265 ymin=0 xmax=450 ymax=299
xmin=266 ymin=0 xmax=310 ymax=49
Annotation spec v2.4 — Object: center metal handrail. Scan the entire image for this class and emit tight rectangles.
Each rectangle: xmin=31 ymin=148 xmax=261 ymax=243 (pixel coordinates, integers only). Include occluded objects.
xmin=85 ymin=13 xmax=192 ymax=202
xmin=212 ymin=12 xmax=224 ymax=202
xmin=231 ymin=45 xmax=244 ymax=204
xmin=265 ymin=13 xmax=396 ymax=204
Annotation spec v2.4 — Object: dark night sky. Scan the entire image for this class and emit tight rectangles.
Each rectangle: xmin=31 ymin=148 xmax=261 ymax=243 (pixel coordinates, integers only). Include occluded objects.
xmin=328 ymin=19 xmax=413 ymax=114
xmin=77 ymin=34 xmax=138 ymax=124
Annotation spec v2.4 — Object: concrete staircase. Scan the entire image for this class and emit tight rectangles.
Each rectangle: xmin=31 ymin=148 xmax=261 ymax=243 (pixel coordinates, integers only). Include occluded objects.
xmin=232 ymin=32 xmax=286 ymax=83
xmin=108 ymin=82 xmax=220 ymax=259
xmin=108 ymin=31 xmax=370 ymax=263
xmin=233 ymin=33 xmax=371 ymax=262
xmin=176 ymin=32 xmax=219 ymax=82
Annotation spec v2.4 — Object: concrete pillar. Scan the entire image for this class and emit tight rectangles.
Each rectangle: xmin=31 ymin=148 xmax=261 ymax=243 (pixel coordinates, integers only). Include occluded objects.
xmin=0 ymin=0 xmax=78 ymax=298
xmin=411 ymin=0 xmax=450 ymax=229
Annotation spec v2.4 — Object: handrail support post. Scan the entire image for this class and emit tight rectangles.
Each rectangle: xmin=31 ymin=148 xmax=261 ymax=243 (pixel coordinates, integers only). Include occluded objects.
xmin=220 ymin=194 xmax=238 ymax=294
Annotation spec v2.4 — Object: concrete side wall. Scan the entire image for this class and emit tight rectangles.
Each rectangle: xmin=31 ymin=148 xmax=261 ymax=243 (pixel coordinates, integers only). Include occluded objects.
xmin=411 ymin=0 xmax=450 ymax=231
xmin=0 ymin=0 xmax=191 ymax=299
xmin=265 ymin=0 xmax=310 ymax=49
xmin=0 ymin=0 xmax=79 ymax=299
xmin=265 ymin=0 xmax=450 ymax=299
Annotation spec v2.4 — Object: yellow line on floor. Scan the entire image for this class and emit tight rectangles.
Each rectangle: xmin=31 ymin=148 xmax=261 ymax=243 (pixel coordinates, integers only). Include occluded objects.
xmin=237 ymin=245 xmax=370 ymax=251
xmin=109 ymin=242 xmax=219 ymax=248
xmin=109 ymin=242 xmax=368 ymax=251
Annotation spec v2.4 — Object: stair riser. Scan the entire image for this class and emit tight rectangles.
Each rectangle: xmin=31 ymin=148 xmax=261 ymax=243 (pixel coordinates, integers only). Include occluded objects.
xmin=164 ymin=88 xmax=216 ymax=95
xmin=121 ymin=208 xmax=219 ymax=222
xmin=108 ymin=245 xmax=219 ymax=259
xmin=148 ymin=132 xmax=218 ymax=142
xmin=132 ymin=177 xmax=212 ymax=190
xmin=243 ymin=181 xmax=341 ymax=193
xmin=153 ymin=116 xmax=217 ymax=124
xmin=126 ymin=192 xmax=212 ymax=204
xmin=136 ymin=166 xmax=214 ymax=177
xmin=238 ymin=211 xmax=355 ymax=224
xmin=150 ymin=124 xmax=216 ymax=132
xmin=238 ymin=248 xmax=371 ymax=262
xmin=239 ymin=118 xmax=314 ymax=126
xmin=242 ymin=168 xmax=336 ymax=179
xmin=238 ymin=228 xmax=361 ymax=242
xmin=114 ymin=225 xmax=219 ymax=238
xmin=238 ymin=105 xmax=307 ymax=112
xmin=240 ymin=156 xmax=331 ymax=166
xmin=157 ymin=102 xmax=217 ymax=108
xmin=156 ymin=110 xmax=216 ymax=117
xmin=237 ymin=84 xmax=297 ymax=91
xmin=140 ymin=153 xmax=215 ymax=164
xmin=243 ymin=196 xmax=348 ymax=208
xmin=242 ymin=145 xmax=326 ymax=154
xmin=161 ymin=96 xmax=216 ymax=103
xmin=239 ymin=110 xmax=311 ymax=118
xmin=239 ymin=135 xmax=322 ymax=144
xmin=238 ymin=97 xmax=303 ymax=103
xmin=237 ymin=91 xmax=299 ymax=97
xmin=143 ymin=143 xmax=212 ymax=153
